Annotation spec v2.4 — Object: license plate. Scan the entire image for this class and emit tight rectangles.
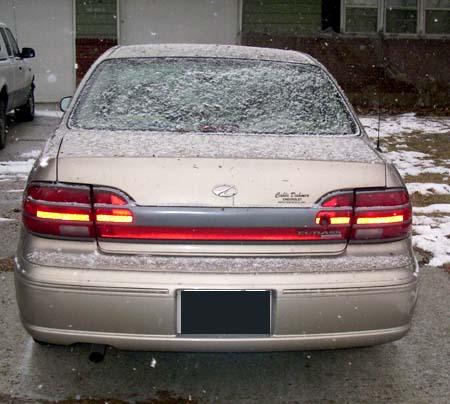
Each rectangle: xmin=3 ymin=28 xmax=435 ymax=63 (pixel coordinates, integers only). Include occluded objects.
xmin=178 ymin=290 xmax=271 ymax=335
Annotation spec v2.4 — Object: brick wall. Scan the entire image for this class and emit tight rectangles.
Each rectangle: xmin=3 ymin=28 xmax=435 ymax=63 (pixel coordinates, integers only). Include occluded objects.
xmin=76 ymin=38 xmax=117 ymax=83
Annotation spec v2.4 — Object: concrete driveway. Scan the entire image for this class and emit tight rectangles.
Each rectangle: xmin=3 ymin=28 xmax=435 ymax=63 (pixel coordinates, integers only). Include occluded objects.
xmin=0 ymin=111 xmax=448 ymax=403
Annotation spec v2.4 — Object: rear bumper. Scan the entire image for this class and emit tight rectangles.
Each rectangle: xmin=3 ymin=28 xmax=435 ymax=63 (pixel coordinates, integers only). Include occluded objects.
xmin=15 ymin=253 xmax=419 ymax=351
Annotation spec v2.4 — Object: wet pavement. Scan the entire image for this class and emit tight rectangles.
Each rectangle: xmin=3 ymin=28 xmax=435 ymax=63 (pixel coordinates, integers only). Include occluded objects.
xmin=0 ymin=112 xmax=449 ymax=403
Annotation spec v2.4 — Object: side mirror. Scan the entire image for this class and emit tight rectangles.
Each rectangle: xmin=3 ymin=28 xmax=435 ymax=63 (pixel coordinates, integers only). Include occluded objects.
xmin=59 ymin=96 xmax=72 ymax=112
xmin=21 ymin=47 xmax=35 ymax=58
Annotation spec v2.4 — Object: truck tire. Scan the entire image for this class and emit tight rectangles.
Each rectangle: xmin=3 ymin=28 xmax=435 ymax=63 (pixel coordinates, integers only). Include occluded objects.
xmin=15 ymin=88 xmax=35 ymax=122
xmin=0 ymin=99 xmax=7 ymax=150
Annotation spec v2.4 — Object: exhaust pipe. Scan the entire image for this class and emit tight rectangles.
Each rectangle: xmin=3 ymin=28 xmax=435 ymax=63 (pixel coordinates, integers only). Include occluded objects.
xmin=89 ymin=344 xmax=106 ymax=363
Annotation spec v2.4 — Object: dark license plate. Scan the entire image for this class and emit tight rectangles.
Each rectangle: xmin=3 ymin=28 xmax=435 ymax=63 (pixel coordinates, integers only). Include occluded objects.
xmin=179 ymin=290 xmax=271 ymax=335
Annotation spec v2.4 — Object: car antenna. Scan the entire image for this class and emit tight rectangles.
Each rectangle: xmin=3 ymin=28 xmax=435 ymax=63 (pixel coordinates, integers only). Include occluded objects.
xmin=375 ymin=31 xmax=383 ymax=152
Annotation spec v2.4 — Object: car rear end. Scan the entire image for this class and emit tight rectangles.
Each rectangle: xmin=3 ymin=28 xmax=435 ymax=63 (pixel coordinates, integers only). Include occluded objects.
xmin=15 ymin=45 xmax=418 ymax=351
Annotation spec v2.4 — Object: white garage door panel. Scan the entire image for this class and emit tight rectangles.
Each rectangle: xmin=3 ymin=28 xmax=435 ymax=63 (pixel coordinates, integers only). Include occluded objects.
xmin=120 ymin=0 xmax=240 ymax=45
xmin=0 ymin=0 xmax=74 ymax=102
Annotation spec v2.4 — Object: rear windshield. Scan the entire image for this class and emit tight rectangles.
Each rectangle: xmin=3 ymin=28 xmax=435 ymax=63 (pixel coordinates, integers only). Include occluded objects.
xmin=70 ymin=58 xmax=358 ymax=135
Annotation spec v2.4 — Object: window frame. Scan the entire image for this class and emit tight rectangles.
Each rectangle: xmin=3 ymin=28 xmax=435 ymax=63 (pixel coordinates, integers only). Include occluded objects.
xmin=384 ymin=0 xmax=419 ymax=35
xmin=4 ymin=28 xmax=21 ymax=58
xmin=341 ymin=1 xmax=382 ymax=34
xmin=0 ymin=28 xmax=13 ymax=57
xmin=423 ymin=0 xmax=450 ymax=36
xmin=340 ymin=0 xmax=450 ymax=37
xmin=0 ymin=29 xmax=8 ymax=61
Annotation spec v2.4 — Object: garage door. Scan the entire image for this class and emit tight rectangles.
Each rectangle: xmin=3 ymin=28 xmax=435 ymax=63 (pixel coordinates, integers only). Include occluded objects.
xmin=0 ymin=0 xmax=75 ymax=102
xmin=119 ymin=0 xmax=241 ymax=45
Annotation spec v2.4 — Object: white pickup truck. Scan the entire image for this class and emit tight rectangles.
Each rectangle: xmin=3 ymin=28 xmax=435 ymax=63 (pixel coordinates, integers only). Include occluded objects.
xmin=0 ymin=22 xmax=35 ymax=149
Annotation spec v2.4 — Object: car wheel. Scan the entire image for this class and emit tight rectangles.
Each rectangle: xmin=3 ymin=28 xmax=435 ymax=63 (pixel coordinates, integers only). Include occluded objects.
xmin=15 ymin=88 xmax=35 ymax=122
xmin=0 ymin=99 xmax=7 ymax=150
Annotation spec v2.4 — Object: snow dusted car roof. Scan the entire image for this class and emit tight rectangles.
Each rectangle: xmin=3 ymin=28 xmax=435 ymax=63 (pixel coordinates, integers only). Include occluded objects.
xmin=107 ymin=44 xmax=316 ymax=65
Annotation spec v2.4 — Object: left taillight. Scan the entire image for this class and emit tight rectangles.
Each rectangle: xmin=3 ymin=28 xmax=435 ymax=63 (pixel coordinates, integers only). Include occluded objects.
xmin=23 ymin=183 xmax=95 ymax=239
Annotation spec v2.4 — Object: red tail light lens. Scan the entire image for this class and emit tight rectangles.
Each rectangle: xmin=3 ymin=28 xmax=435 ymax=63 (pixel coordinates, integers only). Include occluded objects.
xmin=351 ymin=189 xmax=412 ymax=241
xmin=320 ymin=192 xmax=354 ymax=208
xmin=93 ymin=188 xmax=134 ymax=231
xmin=313 ymin=192 xmax=354 ymax=240
xmin=23 ymin=184 xmax=95 ymax=238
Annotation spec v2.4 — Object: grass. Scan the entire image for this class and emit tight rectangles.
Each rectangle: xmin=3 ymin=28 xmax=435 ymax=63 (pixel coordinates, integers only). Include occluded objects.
xmin=401 ymin=132 xmax=450 ymax=161
xmin=410 ymin=192 xmax=450 ymax=207
xmin=404 ymin=172 xmax=448 ymax=184
xmin=413 ymin=247 xmax=433 ymax=266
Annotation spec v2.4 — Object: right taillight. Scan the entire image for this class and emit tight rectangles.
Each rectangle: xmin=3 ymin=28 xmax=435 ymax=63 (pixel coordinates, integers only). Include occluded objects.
xmin=350 ymin=189 xmax=412 ymax=241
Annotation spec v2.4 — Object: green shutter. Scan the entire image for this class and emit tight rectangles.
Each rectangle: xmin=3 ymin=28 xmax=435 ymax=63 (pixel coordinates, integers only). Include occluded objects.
xmin=76 ymin=0 xmax=117 ymax=39
xmin=242 ymin=0 xmax=322 ymax=35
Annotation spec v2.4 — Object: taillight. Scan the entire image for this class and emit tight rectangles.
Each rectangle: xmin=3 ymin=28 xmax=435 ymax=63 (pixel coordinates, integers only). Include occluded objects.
xmin=314 ymin=191 xmax=353 ymax=240
xmin=350 ymin=189 xmax=412 ymax=241
xmin=315 ymin=188 xmax=411 ymax=242
xmin=23 ymin=184 xmax=134 ymax=239
xmin=23 ymin=183 xmax=95 ymax=238
xmin=93 ymin=188 xmax=134 ymax=226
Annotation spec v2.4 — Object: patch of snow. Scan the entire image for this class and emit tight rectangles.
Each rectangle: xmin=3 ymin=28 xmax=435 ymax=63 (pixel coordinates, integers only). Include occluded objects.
xmin=413 ymin=214 xmax=450 ymax=266
xmin=385 ymin=150 xmax=450 ymax=177
xmin=58 ymin=130 xmax=381 ymax=163
xmin=20 ymin=150 xmax=42 ymax=159
xmin=25 ymin=249 xmax=414 ymax=273
xmin=360 ymin=114 xmax=450 ymax=138
xmin=0 ymin=160 xmax=34 ymax=175
xmin=111 ymin=44 xmax=313 ymax=64
xmin=407 ymin=183 xmax=450 ymax=195
xmin=34 ymin=109 xmax=63 ymax=119
xmin=39 ymin=156 xmax=49 ymax=168
xmin=414 ymin=204 xmax=450 ymax=214
xmin=0 ymin=217 xmax=15 ymax=222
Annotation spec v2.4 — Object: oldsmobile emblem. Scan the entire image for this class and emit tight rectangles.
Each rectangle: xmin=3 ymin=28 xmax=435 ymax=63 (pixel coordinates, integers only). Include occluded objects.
xmin=212 ymin=185 xmax=237 ymax=198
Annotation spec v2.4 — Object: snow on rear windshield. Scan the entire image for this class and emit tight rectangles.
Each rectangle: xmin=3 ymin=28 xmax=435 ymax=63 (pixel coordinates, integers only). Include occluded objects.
xmin=70 ymin=58 xmax=358 ymax=135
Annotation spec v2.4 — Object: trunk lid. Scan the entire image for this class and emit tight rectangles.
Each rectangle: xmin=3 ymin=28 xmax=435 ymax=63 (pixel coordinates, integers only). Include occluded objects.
xmin=57 ymin=130 xmax=385 ymax=208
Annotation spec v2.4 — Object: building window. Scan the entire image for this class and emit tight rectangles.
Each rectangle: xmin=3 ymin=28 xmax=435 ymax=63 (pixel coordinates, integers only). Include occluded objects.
xmin=385 ymin=0 xmax=418 ymax=33
xmin=345 ymin=0 xmax=379 ymax=33
xmin=425 ymin=0 xmax=450 ymax=34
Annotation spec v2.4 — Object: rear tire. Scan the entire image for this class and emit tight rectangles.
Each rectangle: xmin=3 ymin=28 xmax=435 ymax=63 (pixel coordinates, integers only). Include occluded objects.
xmin=15 ymin=88 xmax=35 ymax=122
xmin=0 ymin=99 xmax=7 ymax=150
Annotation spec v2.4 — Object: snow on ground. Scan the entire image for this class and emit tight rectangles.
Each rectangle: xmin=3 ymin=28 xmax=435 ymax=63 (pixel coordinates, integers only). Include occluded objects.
xmin=406 ymin=183 xmax=450 ymax=195
xmin=413 ymin=214 xmax=450 ymax=267
xmin=0 ymin=217 xmax=15 ymax=222
xmin=360 ymin=114 xmax=450 ymax=138
xmin=414 ymin=204 xmax=450 ymax=214
xmin=0 ymin=160 xmax=34 ymax=181
xmin=361 ymin=113 xmax=449 ymax=267
xmin=20 ymin=150 xmax=42 ymax=159
xmin=384 ymin=150 xmax=450 ymax=177
xmin=34 ymin=108 xmax=63 ymax=119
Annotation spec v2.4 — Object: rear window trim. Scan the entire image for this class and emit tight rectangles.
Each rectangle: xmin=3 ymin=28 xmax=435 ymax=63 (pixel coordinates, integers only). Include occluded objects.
xmin=67 ymin=56 xmax=361 ymax=137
